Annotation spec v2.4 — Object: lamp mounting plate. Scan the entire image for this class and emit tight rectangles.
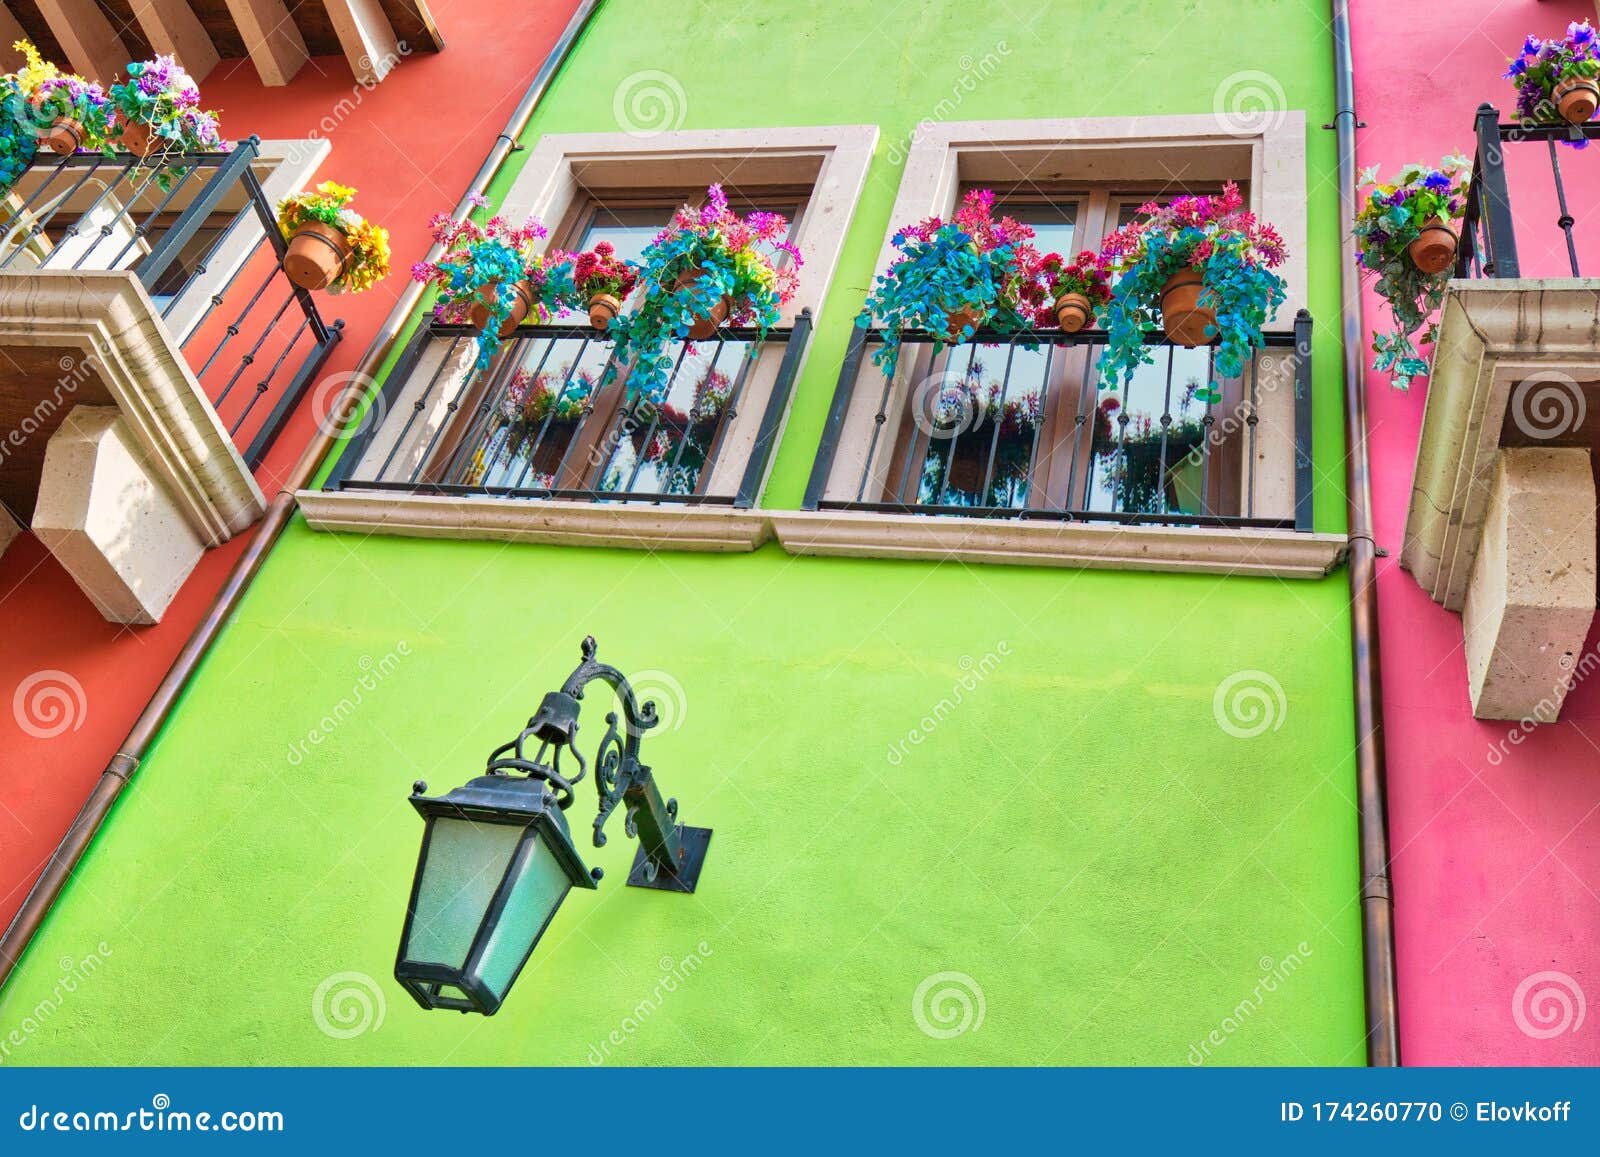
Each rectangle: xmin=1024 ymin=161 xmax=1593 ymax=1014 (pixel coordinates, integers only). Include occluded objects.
xmin=627 ymin=825 xmax=713 ymax=893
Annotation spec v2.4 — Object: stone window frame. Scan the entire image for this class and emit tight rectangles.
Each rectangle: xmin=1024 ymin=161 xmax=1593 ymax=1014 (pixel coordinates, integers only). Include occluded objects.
xmin=300 ymin=124 xmax=880 ymax=551
xmin=764 ymin=111 xmax=1345 ymax=579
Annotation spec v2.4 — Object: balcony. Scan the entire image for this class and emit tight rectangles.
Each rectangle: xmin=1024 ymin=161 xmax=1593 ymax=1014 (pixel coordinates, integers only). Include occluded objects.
xmin=1402 ymin=104 xmax=1600 ymax=720
xmin=0 ymin=140 xmax=342 ymax=622
xmin=777 ymin=313 xmax=1342 ymax=578
xmin=302 ymin=313 xmax=812 ymax=551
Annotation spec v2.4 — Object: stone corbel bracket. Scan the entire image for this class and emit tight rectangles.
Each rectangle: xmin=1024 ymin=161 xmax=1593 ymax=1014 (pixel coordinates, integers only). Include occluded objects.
xmin=1401 ymin=279 xmax=1600 ymax=720
xmin=0 ymin=271 xmax=266 ymax=621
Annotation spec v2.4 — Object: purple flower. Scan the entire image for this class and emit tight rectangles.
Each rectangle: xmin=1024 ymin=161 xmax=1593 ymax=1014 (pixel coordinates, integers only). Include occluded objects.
xmin=1423 ymin=171 xmax=1451 ymax=191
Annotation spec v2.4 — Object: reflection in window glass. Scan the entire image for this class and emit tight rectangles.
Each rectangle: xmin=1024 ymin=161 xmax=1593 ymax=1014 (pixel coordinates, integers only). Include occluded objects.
xmin=1086 ymin=345 xmax=1215 ymax=515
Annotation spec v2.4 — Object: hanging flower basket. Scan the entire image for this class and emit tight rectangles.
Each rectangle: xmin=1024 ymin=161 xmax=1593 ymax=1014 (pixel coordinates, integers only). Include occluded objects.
xmin=569 ymin=240 xmax=638 ymax=332
xmin=1042 ymin=250 xmax=1110 ymax=333
xmin=116 ymin=119 xmax=159 ymax=157
xmin=1095 ymin=182 xmax=1288 ymax=397
xmin=277 ymin=181 xmax=390 ymax=293
xmin=1507 ymin=23 xmax=1600 ymax=131
xmin=1406 ymin=216 xmax=1459 ymax=275
xmin=672 ymin=266 xmax=732 ymax=340
xmin=1352 ymin=156 xmax=1470 ymax=390
xmin=467 ymin=279 xmax=536 ymax=338
xmin=43 ymin=117 xmax=82 ymax=156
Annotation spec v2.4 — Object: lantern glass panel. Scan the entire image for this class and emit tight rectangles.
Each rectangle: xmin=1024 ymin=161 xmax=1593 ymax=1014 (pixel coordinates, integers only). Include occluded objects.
xmin=478 ymin=834 xmax=574 ymax=998
xmin=404 ymin=818 xmax=522 ymax=970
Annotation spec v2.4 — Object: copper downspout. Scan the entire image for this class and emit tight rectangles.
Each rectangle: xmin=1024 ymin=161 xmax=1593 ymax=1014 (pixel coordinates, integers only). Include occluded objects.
xmin=0 ymin=0 xmax=609 ymax=988
xmin=1330 ymin=0 xmax=1401 ymax=1065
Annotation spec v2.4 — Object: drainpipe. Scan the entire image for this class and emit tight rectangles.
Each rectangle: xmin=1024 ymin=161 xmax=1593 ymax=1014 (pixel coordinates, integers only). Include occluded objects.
xmin=1330 ymin=0 xmax=1401 ymax=1066
xmin=0 ymin=0 xmax=609 ymax=989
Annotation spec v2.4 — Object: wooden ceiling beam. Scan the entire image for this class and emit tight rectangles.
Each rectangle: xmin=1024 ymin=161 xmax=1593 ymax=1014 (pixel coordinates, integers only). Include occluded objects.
xmin=33 ymin=0 xmax=130 ymax=85
xmin=130 ymin=0 xmax=219 ymax=83
xmin=222 ymin=0 xmax=307 ymax=86
xmin=324 ymin=0 xmax=399 ymax=85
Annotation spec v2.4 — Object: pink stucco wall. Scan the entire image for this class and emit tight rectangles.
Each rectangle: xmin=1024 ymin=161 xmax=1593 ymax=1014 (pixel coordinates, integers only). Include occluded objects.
xmin=1354 ymin=0 xmax=1600 ymax=1064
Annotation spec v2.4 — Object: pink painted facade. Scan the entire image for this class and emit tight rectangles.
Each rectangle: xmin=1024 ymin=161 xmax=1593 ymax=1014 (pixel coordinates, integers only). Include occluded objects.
xmin=1354 ymin=0 xmax=1600 ymax=1063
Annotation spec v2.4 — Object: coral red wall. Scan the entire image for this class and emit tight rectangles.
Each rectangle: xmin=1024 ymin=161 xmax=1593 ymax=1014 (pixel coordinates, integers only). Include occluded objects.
xmin=0 ymin=1 xmax=582 ymax=931
xmin=1353 ymin=0 xmax=1600 ymax=1064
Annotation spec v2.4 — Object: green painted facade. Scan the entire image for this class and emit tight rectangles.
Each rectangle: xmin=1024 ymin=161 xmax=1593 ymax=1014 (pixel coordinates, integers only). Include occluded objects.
xmin=0 ymin=0 xmax=1365 ymax=1065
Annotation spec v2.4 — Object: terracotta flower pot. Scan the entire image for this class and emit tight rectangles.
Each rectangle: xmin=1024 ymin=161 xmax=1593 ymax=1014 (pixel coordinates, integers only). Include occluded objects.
xmin=1554 ymin=75 xmax=1600 ymax=124
xmin=673 ymin=267 xmax=732 ymax=340
xmin=588 ymin=292 xmax=621 ymax=331
xmin=1406 ymin=216 xmax=1458 ymax=276
xmin=118 ymin=120 xmax=159 ymax=158
xmin=282 ymin=222 xmax=350 ymax=291
xmin=467 ymin=279 xmax=535 ymax=338
xmin=44 ymin=118 xmax=83 ymax=157
xmin=1054 ymin=291 xmax=1093 ymax=333
xmin=944 ymin=304 xmax=987 ymax=341
xmin=1160 ymin=269 xmax=1215 ymax=348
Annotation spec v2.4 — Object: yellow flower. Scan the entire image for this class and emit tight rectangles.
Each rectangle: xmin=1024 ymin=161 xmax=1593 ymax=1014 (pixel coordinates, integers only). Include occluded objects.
xmin=9 ymin=39 xmax=63 ymax=96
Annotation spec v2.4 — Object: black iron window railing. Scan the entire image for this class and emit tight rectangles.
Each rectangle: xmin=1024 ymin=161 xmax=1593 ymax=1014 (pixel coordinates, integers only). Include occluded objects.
xmin=1458 ymin=102 xmax=1600 ymax=279
xmin=326 ymin=310 xmax=813 ymax=508
xmin=805 ymin=311 xmax=1314 ymax=532
xmin=0 ymin=137 xmax=342 ymax=466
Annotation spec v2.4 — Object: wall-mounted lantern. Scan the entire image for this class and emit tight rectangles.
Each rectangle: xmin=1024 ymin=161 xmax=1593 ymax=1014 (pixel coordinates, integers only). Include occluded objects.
xmin=394 ymin=636 xmax=712 ymax=1014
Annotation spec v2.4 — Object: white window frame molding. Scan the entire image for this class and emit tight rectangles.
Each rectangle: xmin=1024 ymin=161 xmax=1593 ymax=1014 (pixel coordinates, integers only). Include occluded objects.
xmin=301 ymin=124 xmax=879 ymax=550
xmin=777 ymin=111 xmax=1335 ymax=573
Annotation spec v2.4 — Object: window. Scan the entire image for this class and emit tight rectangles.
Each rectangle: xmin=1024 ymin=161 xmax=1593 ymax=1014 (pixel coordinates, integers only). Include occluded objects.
xmin=805 ymin=114 xmax=1311 ymax=535
xmin=315 ymin=126 xmax=877 ymax=546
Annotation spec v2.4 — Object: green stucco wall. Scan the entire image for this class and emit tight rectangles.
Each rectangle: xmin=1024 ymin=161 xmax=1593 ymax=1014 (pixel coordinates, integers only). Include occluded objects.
xmin=0 ymin=0 xmax=1364 ymax=1065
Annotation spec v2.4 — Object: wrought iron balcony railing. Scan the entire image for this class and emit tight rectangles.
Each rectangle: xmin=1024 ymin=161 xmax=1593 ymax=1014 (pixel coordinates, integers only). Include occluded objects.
xmin=1457 ymin=102 xmax=1600 ymax=279
xmin=325 ymin=311 xmax=812 ymax=507
xmin=804 ymin=312 xmax=1314 ymax=532
xmin=0 ymin=138 xmax=342 ymax=466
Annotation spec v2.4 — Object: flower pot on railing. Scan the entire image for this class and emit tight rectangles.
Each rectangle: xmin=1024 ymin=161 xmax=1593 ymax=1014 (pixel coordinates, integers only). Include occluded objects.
xmin=467 ymin=279 xmax=535 ymax=339
xmin=282 ymin=222 xmax=350 ymax=291
xmin=1054 ymin=292 xmax=1092 ymax=333
xmin=43 ymin=118 xmax=83 ymax=156
xmin=1554 ymin=75 xmax=1600 ymax=124
xmin=117 ymin=120 xmax=160 ymax=158
xmin=1159 ymin=269 xmax=1215 ymax=348
xmin=1406 ymin=216 xmax=1459 ymax=275
xmin=588 ymin=292 xmax=621 ymax=331
xmin=944 ymin=304 xmax=987 ymax=341
xmin=673 ymin=267 xmax=732 ymax=340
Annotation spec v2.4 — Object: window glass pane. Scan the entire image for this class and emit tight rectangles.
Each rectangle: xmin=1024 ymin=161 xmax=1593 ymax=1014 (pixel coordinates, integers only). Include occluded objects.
xmin=909 ymin=341 xmax=1047 ymax=510
xmin=1086 ymin=345 xmax=1215 ymax=516
xmin=996 ymin=199 xmax=1077 ymax=256
xmin=403 ymin=818 xmax=521 ymax=971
